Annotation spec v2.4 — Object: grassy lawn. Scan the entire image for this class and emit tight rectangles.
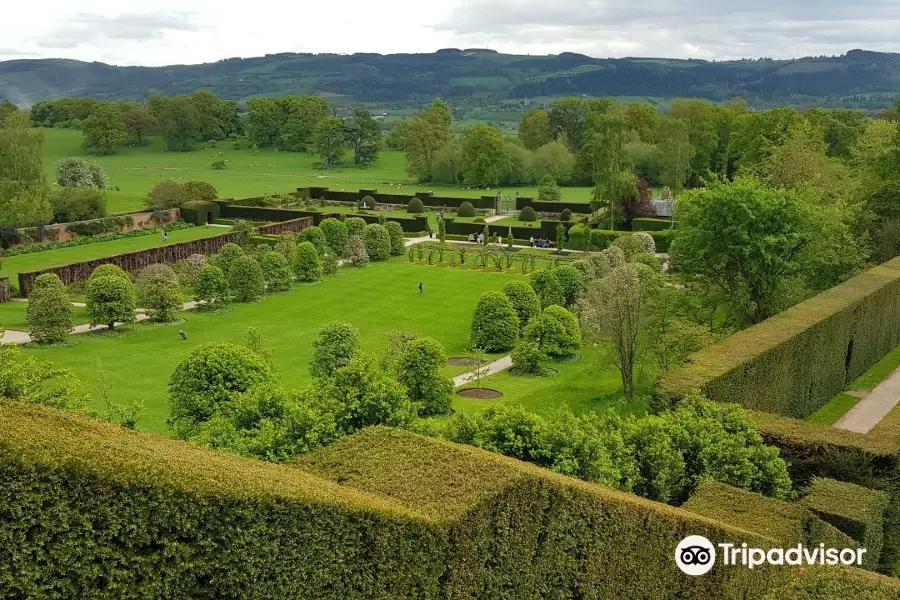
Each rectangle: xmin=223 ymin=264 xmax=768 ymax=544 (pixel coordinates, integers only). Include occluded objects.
xmin=0 ymin=225 xmax=229 ymax=285
xmin=0 ymin=301 xmax=89 ymax=330
xmin=20 ymin=259 xmax=526 ymax=435
xmin=806 ymin=393 xmax=861 ymax=426
xmin=42 ymin=129 xmax=595 ymax=214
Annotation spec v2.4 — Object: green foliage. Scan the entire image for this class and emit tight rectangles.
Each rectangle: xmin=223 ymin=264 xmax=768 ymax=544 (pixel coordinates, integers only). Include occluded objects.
xmin=209 ymin=242 xmax=245 ymax=274
xmin=158 ymin=94 xmax=200 ymax=151
xmin=298 ymin=225 xmax=327 ymax=256
xmin=346 ymin=108 xmax=381 ymax=167
xmin=537 ymin=174 xmax=561 ymax=201
xmin=407 ymin=197 xmax=425 ymax=213
xmin=511 ymin=339 xmax=550 ymax=375
xmin=457 ymin=201 xmax=475 ymax=217
xmin=394 ymin=337 xmax=453 ymax=416
xmin=552 ymin=264 xmax=585 ymax=306
xmin=193 ymin=264 xmax=227 ymax=306
xmin=342 ymin=235 xmax=369 ymax=267
xmin=559 ymin=208 xmax=571 ymax=222
xmin=518 ymin=206 xmax=537 ymax=222
xmin=56 ymin=157 xmax=107 ymax=189
xmin=460 ymin=124 xmax=509 ymax=186
xmin=522 ymin=313 xmax=569 ymax=359
xmin=363 ymin=223 xmax=391 ymax=262
xmin=322 ymin=250 xmax=339 ymax=275
xmin=294 ymin=241 xmax=322 ymax=283
xmin=183 ymin=180 xmax=218 ymax=202
xmin=0 ymin=346 xmax=85 ymax=409
xmin=27 ymin=273 xmax=74 ymax=342
xmin=86 ymin=274 xmax=136 ymax=329
xmin=542 ymin=305 xmax=582 ymax=356
xmin=470 ymin=291 xmax=519 ymax=352
xmin=145 ymin=179 xmax=189 ymax=210
xmin=501 ymin=280 xmax=542 ymax=329
xmin=611 ymin=234 xmax=648 ymax=261
xmin=211 ymin=159 xmax=226 ymax=170
xmin=309 ymin=322 xmax=360 ymax=380
xmin=530 ymin=269 xmax=565 ymax=308
xmin=81 ymin=102 xmax=127 ymax=155
xmin=136 ymin=263 xmax=182 ymax=321
xmin=313 ymin=116 xmax=346 ymax=168
xmin=319 ymin=217 xmax=349 ymax=255
xmin=227 ymin=255 xmax=265 ymax=302
xmin=49 ymin=187 xmax=106 ymax=223
xmin=345 ymin=216 xmax=367 ymax=239
xmin=632 ymin=231 xmax=656 ymax=254
xmin=167 ymin=342 xmax=275 ymax=438
xmin=260 ymin=251 xmax=293 ymax=292
xmin=384 ymin=221 xmax=405 ymax=256
xmin=322 ymin=356 xmax=415 ymax=432
xmin=273 ymin=233 xmax=297 ymax=263
xmin=89 ymin=263 xmax=129 ymax=281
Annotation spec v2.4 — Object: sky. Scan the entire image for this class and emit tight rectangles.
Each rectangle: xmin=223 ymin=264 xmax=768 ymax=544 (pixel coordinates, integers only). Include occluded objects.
xmin=1 ymin=0 xmax=898 ymax=66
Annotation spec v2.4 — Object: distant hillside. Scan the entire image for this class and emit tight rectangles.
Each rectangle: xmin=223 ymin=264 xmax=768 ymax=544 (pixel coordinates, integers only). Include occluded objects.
xmin=1 ymin=48 xmax=899 ymax=109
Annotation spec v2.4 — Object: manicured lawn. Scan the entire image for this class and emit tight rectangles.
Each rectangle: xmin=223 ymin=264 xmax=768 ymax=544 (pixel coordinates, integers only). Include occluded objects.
xmin=0 ymin=301 xmax=89 ymax=331
xmin=806 ymin=393 xmax=862 ymax=426
xmin=0 ymin=226 xmax=229 ymax=285
xmin=20 ymin=259 xmax=526 ymax=435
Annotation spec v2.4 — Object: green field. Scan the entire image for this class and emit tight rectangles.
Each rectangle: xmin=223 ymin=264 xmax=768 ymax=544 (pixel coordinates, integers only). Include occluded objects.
xmin=0 ymin=225 xmax=228 ymax=284
xmin=20 ymin=259 xmax=531 ymax=435
xmin=0 ymin=301 xmax=89 ymax=330
xmin=41 ymin=129 xmax=595 ymax=215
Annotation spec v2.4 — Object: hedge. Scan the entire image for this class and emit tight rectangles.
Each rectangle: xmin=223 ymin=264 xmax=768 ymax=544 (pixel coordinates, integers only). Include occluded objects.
xmin=632 ymin=217 xmax=674 ymax=231
xmin=181 ymin=200 xmax=221 ymax=225
xmin=566 ymin=224 xmax=673 ymax=253
xmin=682 ymin=481 xmax=858 ymax=552
xmin=257 ymin=217 xmax=314 ymax=235
xmin=219 ymin=203 xmax=428 ymax=233
xmin=657 ymin=257 xmax=900 ymax=418
xmin=801 ymin=477 xmax=890 ymax=570
xmin=516 ymin=197 xmax=592 ymax=214
xmin=1 ymin=222 xmax=195 ymax=257
xmin=296 ymin=187 xmax=497 ymax=210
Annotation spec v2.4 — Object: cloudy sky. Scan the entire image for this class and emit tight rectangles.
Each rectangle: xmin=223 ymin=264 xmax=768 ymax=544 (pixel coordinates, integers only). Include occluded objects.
xmin=1 ymin=0 xmax=898 ymax=66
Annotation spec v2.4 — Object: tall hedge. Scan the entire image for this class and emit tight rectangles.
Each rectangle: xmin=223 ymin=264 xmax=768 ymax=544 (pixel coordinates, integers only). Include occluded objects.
xmin=658 ymin=258 xmax=900 ymax=418
xmin=384 ymin=221 xmax=405 ymax=256
xmin=294 ymin=241 xmax=322 ymax=283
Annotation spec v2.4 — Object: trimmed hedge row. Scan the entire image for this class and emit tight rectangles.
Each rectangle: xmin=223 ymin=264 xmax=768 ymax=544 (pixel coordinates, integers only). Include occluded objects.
xmin=444 ymin=218 xmax=559 ymax=240
xmin=566 ymin=224 xmax=674 ymax=252
xmin=657 ymin=257 xmax=900 ymax=418
xmin=256 ymin=217 xmax=314 ymax=235
xmin=181 ymin=200 xmax=221 ymax=225
xmin=801 ymin=477 xmax=890 ymax=570
xmin=299 ymin=187 xmax=498 ymax=210
xmin=219 ymin=204 xmax=428 ymax=233
xmin=516 ymin=197 xmax=592 ymax=214
xmin=632 ymin=217 xmax=674 ymax=231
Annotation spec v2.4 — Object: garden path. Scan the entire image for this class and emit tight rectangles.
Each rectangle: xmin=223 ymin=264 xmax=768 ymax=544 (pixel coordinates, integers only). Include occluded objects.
xmin=833 ymin=366 xmax=900 ymax=433
xmin=452 ymin=355 xmax=513 ymax=387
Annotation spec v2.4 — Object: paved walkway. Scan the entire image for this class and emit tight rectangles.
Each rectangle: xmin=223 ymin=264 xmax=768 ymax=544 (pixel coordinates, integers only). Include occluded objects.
xmin=833 ymin=367 xmax=900 ymax=433
xmin=452 ymin=355 xmax=513 ymax=387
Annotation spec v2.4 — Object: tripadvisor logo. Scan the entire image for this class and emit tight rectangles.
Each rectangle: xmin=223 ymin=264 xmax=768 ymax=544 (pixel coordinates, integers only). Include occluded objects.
xmin=675 ymin=535 xmax=867 ymax=576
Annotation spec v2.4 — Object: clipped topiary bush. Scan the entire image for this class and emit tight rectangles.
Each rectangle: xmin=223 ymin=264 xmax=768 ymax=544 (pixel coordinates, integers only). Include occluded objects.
xmin=86 ymin=275 xmax=137 ymax=330
xmin=632 ymin=232 xmax=656 ymax=254
xmin=193 ymin=264 xmax=228 ymax=307
xmin=90 ymin=263 xmax=129 ymax=281
xmin=457 ymin=201 xmax=475 ymax=218
xmin=319 ymin=217 xmax=349 ymax=256
xmin=345 ymin=217 xmax=367 ymax=239
xmin=553 ymin=264 xmax=586 ymax=307
xmin=360 ymin=196 xmax=376 ymax=210
xmin=294 ymin=241 xmax=322 ymax=283
xmin=502 ymin=280 xmax=542 ymax=329
xmin=310 ymin=321 xmax=360 ymax=379
xmin=298 ymin=226 xmax=328 ymax=257
xmin=612 ymin=235 xmax=648 ymax=261
xmin=470 ymin=291 xmax=520 ymax=352
xmin=210 ymin=242 xmax=245 ymax=274
xmin=27 ymin=273 xmax=74 ymax=343
xmin=542 ymin=305 xmax=581 ymax=357
xmin=530 ymin=269 xmax=564 ymax=308
xmin=384 ymin=221 xmax=405 ymax=256
xmin=518 ymin=206 xmax=537 ymax=222
xmin=274 ymin=234 xmax=297 ymax=263
xmin=363 ymin=223 xmax=391 ymax=262
xmin=322 ymin=250 xmax=339 ymax=275
xmin=407 ymin=197 xmax=424 ymax=213
xmin=227 ymin=255 xmax=265 ymax=302
xmin=136 ymin=264 xmax=182 ymax=321
xmin=511 ymin=339 xmax=550 ymax=376
xmin=560 ymin=208 xmax=572 ymax=222
xmin=260 ymin=251 xmax=294 ymax=292
xmin=395 ymin=337 xmax=454 ymax=417
xmin=343 ymin=235 xmax=368 ymax=267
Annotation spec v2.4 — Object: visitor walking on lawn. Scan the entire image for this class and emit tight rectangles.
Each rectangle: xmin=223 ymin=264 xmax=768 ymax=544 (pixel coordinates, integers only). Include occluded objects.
xmin=178 ymin=329 xmax=187 ymax=340
xmin=418 ymin=282 xmax=423 ymax=294
xmin=162 ymin=231 xmax=168 ymax=242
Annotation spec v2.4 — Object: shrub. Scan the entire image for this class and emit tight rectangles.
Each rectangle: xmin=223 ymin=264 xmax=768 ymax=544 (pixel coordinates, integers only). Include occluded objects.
xmin=458 ymin=201 xmax=475 ymax=217
xmin=322 ymin=250 xmax=339 ymax=275
xmin=343 ymin=235 xmax=368 ymax=267
xmin=522 ymin=312 xmax=569 ymax=358
xmin=542 ymin=305 xmax=581 ymax=356
xmin=298 ymin=226 xmax=327 ymax=256
xmin=310 ymin=322 xmax=360 ymax=379
xmin=559 ymin=208 xmax=572 ymax=222
xmin=323 ymin=357 xmax=416 ymax=433
xmin=136 ymin=264 xmax=182 ymax=321
xmin=502 ymin=280 xmax=542 ymax=329
xmin=27 ymin=274 xmax=74 ymax=343
xmin=537 ymin=174 xmax=561 ymax=201
xmin=176 ymin=254 xmax=207 ymax=285
xmin=407 ymin=197 xmax=424 ymax=213
xmin=168 ymin=342 xmax=274 ymax=438
xmin=470 ymin=291 xmax=520 ymax=352
xmin=360 ymin=196 xmax=376 ymax=209
xmin=518 ymin=206 xmax=537 ymax=222
xmin=384 ymin=221 xmax=405 ymax=255
xmin=260 ymin=251 xmax=293 ymax=292
xmin=530 ymin=269 xmax=565 ymax=308
xmin=612 ymin=234 xmax=648 ymax=261
xmin=632 ymin=231 xmax=656 ymax=254
xmin=363 ymin=223 xmax=391 ymax=262
xmin=211 ymin=160 xmax=226 ymax=170
xmin=86 ymin=275 xmax=136 ymax=329
xmin=49 ymin=187 xmax=107 ymax=223
xmin=227 ymin=255 xmax=265 ymax=302
xmin=89 ymin=263 xmax=129 ymax=281
xmin=511 ymin=339 xmax=550 ymax=376
xmin=145 ymin=179 xmax=188 ymax=209
xmin=88 ymin=162 xmax=108 ymax=189
xmin=294 ymin=241 xmax=321 ymax=283
xmin=209 ymin=242 xmax=245 ymax=274
xmin=56 ymin=157 xmax=95 ymax=188
xmin=274 ymin=234 xmax=297 ymax=263
xmin=183 ymin=180 xmax=218 ymax=203
xmin=553 ymin=265 xmax=586 ymax=306
xmin=345 ymin=217 xmax=367 ymax=239
xmin=194 ymin=265 xmax=228 ymax=307
xmin=319 ymin=218 xmax=349 ymax=255
xmin=395 ymin=337 xmax=454 ymax=417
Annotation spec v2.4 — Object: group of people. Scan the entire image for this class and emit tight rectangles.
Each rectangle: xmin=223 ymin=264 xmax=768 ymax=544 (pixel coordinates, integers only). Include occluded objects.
xmin=467 ymin=232 xmax=502 ymax=245
xmin=529 ymin=237 xmax=555 ymax=249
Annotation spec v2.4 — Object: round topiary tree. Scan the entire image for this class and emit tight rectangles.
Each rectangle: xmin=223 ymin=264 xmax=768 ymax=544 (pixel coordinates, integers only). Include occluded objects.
xmin=632 ymin=231 xmax=656 ymax=254
xmin=511 ymin=339 xmax=549 ymax=376
xmin=345 ymin=217 xmax=368 ymax=239
xmin=194 ymin=264 xmax=228 ymax=307
xmin=298 ymin=225 xmax=328 ymax=257
xmin=553 ymin=264 xmax=586 ymax=307
xmin=530 ymin=269 xmax=565 ymax=308
xmin=360 ymin=195 xmax=376 ymax=209
xmin=384 ymin=221 xmax=405 ymax=255
xmin=518 ymin=206 xmax=537 ymax=222
xmin=363 ymin=223 xmax=391 ymax=261
xmin=227 ymin=255 xmax=265 ymax=302
xmin=27 ymin=273 xmax=74 ymax=343
xmin=90 ymin=263 xmax=129 ymax=281
xmin=407 ymin=197 xmax=425 ymax=213
xmin=343 ymin=234 xmax=369 ymax=267
xmin=322 ymin=250 xmax=339 ymax=275
xmin=541 ymin=305 xmax=581 ymax=357
xmin=319 ymin=217 xmax=349 ymax=256
xmin=612 ymin=234 xmax=648 ymax=261
xmin=167 ymin=342 xmax=274 ymax=438
xmin=210 ymin=242 xmax=245 ymax=274
xmin=560 ymin=208 xmax=572 ymax=222
xmin=395 ymin=337 xmax=454 ymax=416
xmin=470 ymin=291 xmax=520 ymax=352
xmin=502 ymin=280 xmax=542 ymax=329
xmin=86 ymin=274 xmax=137 ymax=330
xmin=458 ymin=201 xmax=475 ymax=217
xmin=310 ymin=322 xmax=360 ymax=379
xmin=294 ymin=241 xmax=322 ymax=282
xmin=522 ymin=312 xmax=568 ymax=357
xmin=136 ymin=263 xmax=182 ymax=321
xmin=274 ymin=234 xmax=297 ymax=263
xmin=260 ymin=251 xmax=293 ymax=292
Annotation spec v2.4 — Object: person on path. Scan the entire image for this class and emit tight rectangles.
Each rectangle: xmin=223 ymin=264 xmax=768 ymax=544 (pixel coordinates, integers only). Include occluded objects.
xmin=178 ymin=329 xmax=187 ymax=340
xmin=162 ymin=231 xmax=168 ymax=242
xmin=418 ymin=282 xmax=423 ymax=294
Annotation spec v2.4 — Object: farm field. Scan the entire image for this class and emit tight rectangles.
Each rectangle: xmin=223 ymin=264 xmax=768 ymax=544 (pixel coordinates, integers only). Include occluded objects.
xmin=0 ymin=225 xmax=228 ymax=284
xmin=41 ymin=129 xmax=596 ymax=215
